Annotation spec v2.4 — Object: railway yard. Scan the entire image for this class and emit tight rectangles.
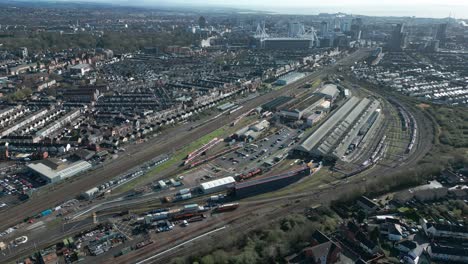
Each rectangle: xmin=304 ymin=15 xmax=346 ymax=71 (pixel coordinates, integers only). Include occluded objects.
xmin=1 ymin=4 xmax=468 ymax=263
xmin=0 ymin=48 xmax=440 ymax=264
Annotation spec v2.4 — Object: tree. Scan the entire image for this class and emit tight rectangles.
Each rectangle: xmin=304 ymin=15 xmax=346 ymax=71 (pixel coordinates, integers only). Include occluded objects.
xmin=200 ymin=255 xmax=215 ymax=264
xmin=357 ymin=209 xmax=367 ymax=223
xmin=369 ymin=226 xmax=380 ymax=244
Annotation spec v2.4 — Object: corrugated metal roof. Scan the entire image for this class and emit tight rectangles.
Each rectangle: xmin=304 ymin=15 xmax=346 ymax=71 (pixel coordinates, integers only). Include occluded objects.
xmin=200 ymin=177 xmax=235 ymax=191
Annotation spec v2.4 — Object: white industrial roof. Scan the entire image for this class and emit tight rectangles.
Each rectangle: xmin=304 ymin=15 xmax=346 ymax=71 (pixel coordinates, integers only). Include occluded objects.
xmin=27 ymin=160 xmax=92 ymax=182
xmin=27 ymin=162 xmax=59 ymax=180
xmin=200 ymin=176 xmax=235 ymax=191
xmin=317 ymin=84 xmax=339 ymax=98
xmin=70 ymin=63 xmax=91 ymax=70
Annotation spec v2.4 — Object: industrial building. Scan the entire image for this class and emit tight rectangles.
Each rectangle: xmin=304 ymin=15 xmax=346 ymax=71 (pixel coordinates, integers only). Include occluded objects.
xmin=233 ymin=120 xmax=270 ymax=141
xmin=70 ymin=64 xmax=92 ymax=76
xmin=275 ymin=72 xmax=305 ymax=86
xmin=234 ymin=167 xmax=311 ymax=198
xmin=200 ymin=176 xmax=235 ymax=194
xmin=262 ymin=38 xmax=311 ymax=50
xmin=27 ymin=159 xmax=92 ymax=184
xmin=295 ymin=96 xmax=381 ymax=160
xmin=261 ymin=96 xmax=294 ymax=111
xmin=315 ymin=84 xmax=340 ymax=101
xmin=279 ymin=94 xmax=326 ymax=121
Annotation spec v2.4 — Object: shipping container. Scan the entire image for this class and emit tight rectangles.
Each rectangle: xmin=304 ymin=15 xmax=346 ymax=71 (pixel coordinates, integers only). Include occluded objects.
xmin=178 ymin=188 xmax=190 ymax=195
xmin=152 ymin=212 xmax=168 ymax=221
xmin=40 ymin=209 xmax=53 ymax=217
xmin=179 ymin=193 xmax=192 ymax=200
xmin=183 ymin=204 xmax=199 ymax=212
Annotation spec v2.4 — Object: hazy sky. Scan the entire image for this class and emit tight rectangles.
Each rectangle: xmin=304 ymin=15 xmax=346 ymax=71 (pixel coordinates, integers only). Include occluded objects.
xmin=54 ymin=0 xmax=468 ymax=18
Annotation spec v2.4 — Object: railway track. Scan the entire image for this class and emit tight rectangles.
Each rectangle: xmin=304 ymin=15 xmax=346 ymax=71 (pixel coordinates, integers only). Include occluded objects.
xmin=0 ymin=50 xmax=373 ymax=264
xmin=0 ymin=70 xmax=332 ymax=231
xmin=1 ymin=50 xmax=371 ymax=232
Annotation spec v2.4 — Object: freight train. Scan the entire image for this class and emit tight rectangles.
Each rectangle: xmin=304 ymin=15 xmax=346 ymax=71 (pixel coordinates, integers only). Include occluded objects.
xmin=213 ymin=203 xmax=239 ymax=213
xmin=233 ymin=166 xmax=311 ymax=198
xmin=236 ymin=168 xmax=262 ymax=181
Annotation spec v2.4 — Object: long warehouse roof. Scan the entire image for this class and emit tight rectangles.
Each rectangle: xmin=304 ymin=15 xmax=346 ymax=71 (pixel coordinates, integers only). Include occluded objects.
xmin=296 ymin=96 xmax=360 ymax=153
xmin=316 ymin=98 xmax=371 ymax=155
xmin=200 ymin=176 xmax=235 ymax=191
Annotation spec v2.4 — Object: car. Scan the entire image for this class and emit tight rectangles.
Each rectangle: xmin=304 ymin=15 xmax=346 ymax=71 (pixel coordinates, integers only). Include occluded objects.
xmin=0 ymin=203 xmax=6 ymax=208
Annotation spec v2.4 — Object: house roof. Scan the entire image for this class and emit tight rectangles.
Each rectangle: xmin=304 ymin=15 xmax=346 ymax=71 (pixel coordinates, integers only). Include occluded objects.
xmin=431 ymin=244 xmax=468 ymax=257
xmin=428 ymin=223 xmax=468 ymax=234
xmin=356 ymin=232 xmax=377 ymax=250
xmin=388 ymin=223 xmax=404 ymax=236
xmin=357 ymin=196 xmax=379 ymax=209
xmin=311 ymin=230 xmax=330 ymax=244
xmin=396 ymin=240 xmax=417 ymax=250
xmin=347 ymin=221 xmax=361 ymax=234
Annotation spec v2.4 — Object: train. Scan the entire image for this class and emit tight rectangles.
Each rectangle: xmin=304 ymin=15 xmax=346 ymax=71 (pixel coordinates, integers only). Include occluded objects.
xmin=184 ymin=138 xmax=223 ymax=165
xmin=236 ymin=168 xmax=262 ymax=181
xmin=214 ymin=203 xmax=239 ymax=213
xmin=186 ymin=145 xmax=242 ymax=169
xmin=135 ymin=240 xmax=153 ymax=249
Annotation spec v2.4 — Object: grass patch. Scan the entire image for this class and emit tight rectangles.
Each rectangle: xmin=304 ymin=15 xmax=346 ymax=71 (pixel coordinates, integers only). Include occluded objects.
xmin=311 ymin=78 xmax=322 ymax=89
xmin=398 ymin=207 xmax=410 ymax=213
xmin=46 ymin=217 xmax=63 ymax=229
xmin=426 ymin=105 xmax=468 ymax=148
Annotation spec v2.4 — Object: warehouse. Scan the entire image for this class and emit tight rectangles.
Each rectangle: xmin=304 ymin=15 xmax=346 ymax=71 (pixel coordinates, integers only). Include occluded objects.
xmin=249 ymin=120 xmax=270 ymax=132
xmin=315 ymin=98 xmax=373 ymax=157
xmin=279 ymin=94 xmax=326 ymax=120
xmin=27 ymin=159 xmax=92 ymax=184
xmin=315 ymin=84 xmax=339 ymax=100
xmin=234 ymin=167 xmax=311 ymax=198
xmin=275 ymin=72 xmax=306 ymax=86
xmin=295 ymin=96 xmax=382 ymax=160
xmin=261 ymin=96 xmax=294 ymax=111
xmin=263 ymin=38 xmax=311 ymax=50
xmin=233 ymin=120 xmax=270 ymax=141
xmin=295 ymin=96 xmax=360 ymax=155
xmin=200 ymin=176 xmax=236 ymax=194
xmin=333 ymin=103 xmax=381 ymax=158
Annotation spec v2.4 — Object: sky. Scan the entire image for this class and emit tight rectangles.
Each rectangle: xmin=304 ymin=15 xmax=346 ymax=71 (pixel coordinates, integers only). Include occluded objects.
xmin=44 ymin=0 xmax=468 ymax=18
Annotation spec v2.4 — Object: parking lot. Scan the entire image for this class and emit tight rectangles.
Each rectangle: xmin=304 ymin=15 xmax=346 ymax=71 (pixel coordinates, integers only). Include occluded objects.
xmin=213 ymin=126 xmax=299 ymax=175
xmin=0 ymin=163 xmax=43 ymax=209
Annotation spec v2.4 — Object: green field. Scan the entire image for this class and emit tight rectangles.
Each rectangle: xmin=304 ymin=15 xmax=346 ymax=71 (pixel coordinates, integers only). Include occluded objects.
xmin=426 ymin=105 xmax=468 ymax=148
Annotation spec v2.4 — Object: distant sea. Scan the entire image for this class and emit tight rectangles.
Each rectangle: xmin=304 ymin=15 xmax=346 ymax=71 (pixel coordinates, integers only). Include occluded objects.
xmin=248 ymin=5 xmax=468 ymax=19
